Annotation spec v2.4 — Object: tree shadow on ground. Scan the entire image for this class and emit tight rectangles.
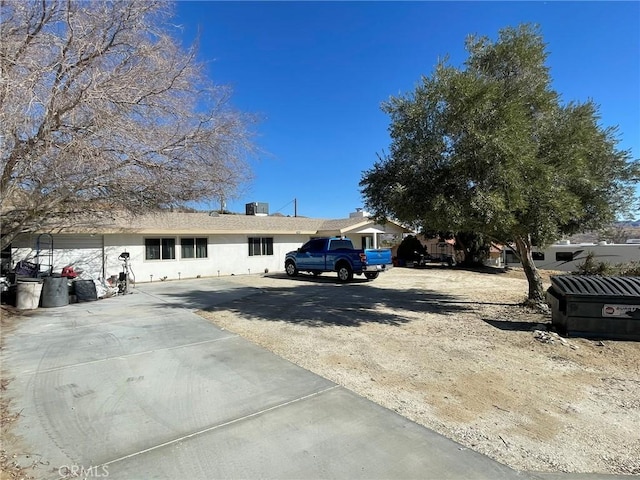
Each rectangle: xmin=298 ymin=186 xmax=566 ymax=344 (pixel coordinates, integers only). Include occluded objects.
xmin=404 ymin=265 xmax=512 ymax=275
xmin=197 ymin=278 xmax=475 ymax=328
xmin=483 ymin=319 xmax=550 ymax=332
xmin=266 ymin=272 xmax=372 ymax=284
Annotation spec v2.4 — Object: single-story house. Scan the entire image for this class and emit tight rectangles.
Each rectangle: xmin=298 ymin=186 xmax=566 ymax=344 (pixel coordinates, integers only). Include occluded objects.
xmin=6 ymin=208 xmax=410 ymax=284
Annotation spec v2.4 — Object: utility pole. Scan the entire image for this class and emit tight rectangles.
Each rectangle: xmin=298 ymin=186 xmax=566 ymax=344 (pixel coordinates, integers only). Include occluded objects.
xmin=294 ymin=198 xmax=297 ymax=217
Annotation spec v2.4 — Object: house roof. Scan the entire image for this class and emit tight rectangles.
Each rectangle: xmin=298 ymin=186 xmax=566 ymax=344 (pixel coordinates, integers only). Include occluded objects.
xmin=315 ymin=218 xmax=373 ymax=235
xmin=62 ymin=211 xmax=410 ymax=236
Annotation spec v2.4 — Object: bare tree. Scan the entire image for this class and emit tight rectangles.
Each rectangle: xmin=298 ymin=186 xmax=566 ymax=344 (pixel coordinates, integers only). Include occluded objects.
xmin=0 ymin=0 xmax=257 ymax=250
xmin=597 ymin=224 xmax=635 ymax=244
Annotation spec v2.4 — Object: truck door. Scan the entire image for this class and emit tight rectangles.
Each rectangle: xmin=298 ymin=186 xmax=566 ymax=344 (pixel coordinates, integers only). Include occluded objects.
xmin=298 ymin=238 xmax=326 ymax=270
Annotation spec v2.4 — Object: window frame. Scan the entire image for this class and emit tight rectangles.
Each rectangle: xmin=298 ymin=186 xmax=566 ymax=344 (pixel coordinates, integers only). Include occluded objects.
xmin=248 ymin=237 xmax=274 ymax=256
xmin=144 ymin=237 xmax=176 ymax=261
xmin=180 ymin=237 xmax=208 ymax=259
xmin=556 ymin=251 xmax=575 ymax=262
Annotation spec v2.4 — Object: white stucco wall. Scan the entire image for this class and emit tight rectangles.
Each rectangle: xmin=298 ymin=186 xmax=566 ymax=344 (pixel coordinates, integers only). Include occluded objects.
xmin=11 ymin=233 xmax=312 ymax=283
xmin=12 ymin=234 xmax=104 ymax=279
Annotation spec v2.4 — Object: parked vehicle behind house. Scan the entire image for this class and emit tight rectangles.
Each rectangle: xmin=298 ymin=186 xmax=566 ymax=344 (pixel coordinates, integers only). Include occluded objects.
xmin=412 ymin=250 xmax=456 ymax=267
xmin=284 ymin=237 xmax=392 ymax=282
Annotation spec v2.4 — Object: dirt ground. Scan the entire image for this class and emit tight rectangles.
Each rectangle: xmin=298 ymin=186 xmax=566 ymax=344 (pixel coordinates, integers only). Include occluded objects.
xmin=198 ymin=266 xmax=640 ymax=476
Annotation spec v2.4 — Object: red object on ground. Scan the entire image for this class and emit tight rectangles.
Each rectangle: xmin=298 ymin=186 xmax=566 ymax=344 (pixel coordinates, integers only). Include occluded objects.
xmin=61 ymin=266 xmax=78 ymax=278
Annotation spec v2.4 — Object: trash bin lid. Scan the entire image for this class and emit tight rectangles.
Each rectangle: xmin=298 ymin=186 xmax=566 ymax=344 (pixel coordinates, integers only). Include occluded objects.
xmin=550 ymin=275 xmax=640 ymax=297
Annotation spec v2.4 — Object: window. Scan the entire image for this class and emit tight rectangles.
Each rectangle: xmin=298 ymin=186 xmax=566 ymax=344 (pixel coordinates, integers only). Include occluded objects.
xmin=329 ymin=239 xmax=353 ymax=251
xmin=248 ymin=237 xmax=273 ymax=256
xmin=505 ymin=250 xmax=519 ymax=263
xmin=556 ymin=251 xmax=575 ymax=262
xmin=181 ymin=237 xmax=208 ymax=259
xmin=301 ymin=239 xmax=325 ymax=252
xmin=532 ymin=252 xmax=545 ymax=261
xmin=145 ymin=238 xmax=176 ymax=260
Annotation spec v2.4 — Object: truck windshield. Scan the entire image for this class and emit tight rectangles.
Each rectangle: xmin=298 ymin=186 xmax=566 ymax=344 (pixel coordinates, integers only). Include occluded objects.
xmin=329 ymin=239 xmax=353 ymax=251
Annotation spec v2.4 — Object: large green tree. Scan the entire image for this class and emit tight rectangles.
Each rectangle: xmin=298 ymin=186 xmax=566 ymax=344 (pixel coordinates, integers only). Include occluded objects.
xmin=361 ymin=24 xmax=638 ymax=306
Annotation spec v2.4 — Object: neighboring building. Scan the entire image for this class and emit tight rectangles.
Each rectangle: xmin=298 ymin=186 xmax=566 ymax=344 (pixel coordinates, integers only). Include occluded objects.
xmin=504 ymin=241 xmax=640 ymax=271
xmin=6 ymin=208 xmax=410 ymax=283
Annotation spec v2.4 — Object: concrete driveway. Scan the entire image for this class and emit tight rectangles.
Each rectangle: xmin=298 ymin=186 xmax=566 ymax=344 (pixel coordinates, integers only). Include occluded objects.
xmin=3 ymin=276 xmax=545 ymax=479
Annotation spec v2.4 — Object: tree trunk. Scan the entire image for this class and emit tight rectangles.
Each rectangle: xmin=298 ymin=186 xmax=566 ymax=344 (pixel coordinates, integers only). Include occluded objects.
xmin=455 ymin=235 xmax=469 ymax=266
xmin=514 ymin=234 xmax=547 ymax=310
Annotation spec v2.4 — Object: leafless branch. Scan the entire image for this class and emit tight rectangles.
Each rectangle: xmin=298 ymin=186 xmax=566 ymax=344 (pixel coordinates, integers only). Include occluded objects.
xmin=1 ymin=0 xmax=258 ymax=250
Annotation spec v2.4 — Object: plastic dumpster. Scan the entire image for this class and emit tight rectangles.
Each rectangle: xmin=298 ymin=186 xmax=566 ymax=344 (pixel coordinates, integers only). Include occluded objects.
xmin=547 ymin=275 xmax=640 ymax=340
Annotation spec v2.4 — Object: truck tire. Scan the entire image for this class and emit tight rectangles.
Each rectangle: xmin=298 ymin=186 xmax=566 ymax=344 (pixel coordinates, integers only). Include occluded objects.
xmin=336 ymin=263 xmax=353 ymax=282
xmin=285 ymin=260 xmax=298 ymax=277
xmin=364 ymin=272 xmax=379 ymax=280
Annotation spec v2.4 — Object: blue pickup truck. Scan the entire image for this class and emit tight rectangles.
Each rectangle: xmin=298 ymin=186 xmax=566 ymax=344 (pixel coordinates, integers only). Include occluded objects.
xmin=284 ymin=237 xmax=392 ymax=282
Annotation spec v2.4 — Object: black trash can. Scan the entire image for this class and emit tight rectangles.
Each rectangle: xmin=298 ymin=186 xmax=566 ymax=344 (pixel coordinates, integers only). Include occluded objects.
xmin=41 ymin=275 xmax=69 ymax=308
xmin=547 ymin=275 xmax=640 ymax=340
xmin=74 ymin=279 xmax=98 ymax=302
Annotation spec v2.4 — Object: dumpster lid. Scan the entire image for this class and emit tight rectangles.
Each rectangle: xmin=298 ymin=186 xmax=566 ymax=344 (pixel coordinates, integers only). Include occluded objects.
xmin=550 ymin=275 xmax=640 ymax=297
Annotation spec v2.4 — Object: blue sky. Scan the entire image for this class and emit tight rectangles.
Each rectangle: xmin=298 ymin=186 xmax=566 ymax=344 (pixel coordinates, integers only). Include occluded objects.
xmin=174 ymin=1 xmax=640 ymax=219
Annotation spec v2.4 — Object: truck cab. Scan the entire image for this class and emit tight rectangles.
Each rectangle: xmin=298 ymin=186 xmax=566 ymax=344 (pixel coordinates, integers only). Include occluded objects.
xmin=285 ymin=237 xmax=391 ymax=282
